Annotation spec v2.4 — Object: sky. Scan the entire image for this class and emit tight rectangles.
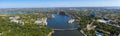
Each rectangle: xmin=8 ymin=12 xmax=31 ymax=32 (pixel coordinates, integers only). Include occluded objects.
xmin=0 ymin=0 xmax=120 ymax=8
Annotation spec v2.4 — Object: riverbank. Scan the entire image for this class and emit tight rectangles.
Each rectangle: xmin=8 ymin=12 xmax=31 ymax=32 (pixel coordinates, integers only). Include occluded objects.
xmin=47 ymin=30 xmax=54 ymax=36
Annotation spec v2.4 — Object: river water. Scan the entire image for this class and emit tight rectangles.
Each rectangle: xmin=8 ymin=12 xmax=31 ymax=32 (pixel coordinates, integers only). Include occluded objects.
xmin=47 ymin=14 xmax=84 ymax=36
xmin=47 ymin=14 xmax=78 ymax=30
xmin=0 ymin=12 xmax=32 ymax=14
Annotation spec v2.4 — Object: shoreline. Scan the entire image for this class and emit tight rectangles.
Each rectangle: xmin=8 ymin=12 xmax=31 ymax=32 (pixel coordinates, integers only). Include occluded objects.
xmin=47 ymin=30 xmax=54 ymax=36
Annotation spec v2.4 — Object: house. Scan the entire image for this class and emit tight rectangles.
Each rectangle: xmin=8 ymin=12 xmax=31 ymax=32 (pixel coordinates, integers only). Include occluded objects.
xmin=14 ymin=16 xmax=20 ymax=19
xmin=97 ymin=18 xmax=120 ymax=28
xmin=43 ymin=21 xmax=47 ymax=26
xmin=97 ymin=19 xmax=111 ymax=24
xmin=9 ymin=16 xmax=20 ymax=20
xmin=9 ymin=16 xmax=24 ymax=25
xmin=9 ymin=17 xmax=14 ymax=20
xmin=34 ymin=20 xmax=42 ymax=25
xmin=87 ymin=24 xmax=96 ymax=30
xmin=10 ymin=19 xmax=19 ymax=23
xmin=34 ymin=18 xmax=47 ymax=26
xmin=10 ymin=19 xmax=24 ymax=25
xmin=18 ymin=20 xmax=24 ymax=25
xmin=43 ymin=18 xmax=47 ymax=25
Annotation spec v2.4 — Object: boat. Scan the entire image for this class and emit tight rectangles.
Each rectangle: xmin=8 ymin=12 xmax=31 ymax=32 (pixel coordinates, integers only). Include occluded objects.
xmin=68 ymin=19 xmax=75 ymax=24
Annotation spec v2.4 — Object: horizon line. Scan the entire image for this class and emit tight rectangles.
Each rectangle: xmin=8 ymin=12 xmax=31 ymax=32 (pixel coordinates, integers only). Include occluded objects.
xmin=0 ymin=6 xmax=120 ymax=8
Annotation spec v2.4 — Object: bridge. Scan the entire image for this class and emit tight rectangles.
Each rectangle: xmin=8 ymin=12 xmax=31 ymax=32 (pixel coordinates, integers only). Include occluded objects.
xmin=53 ymin=28 xmax=78 ymax=30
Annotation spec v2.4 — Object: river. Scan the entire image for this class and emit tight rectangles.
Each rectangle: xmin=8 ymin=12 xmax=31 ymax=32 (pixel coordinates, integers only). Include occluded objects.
xmin=0 ymin=12 xmax=32 ymax=14
xmin=47 ymin=14 xmax=84 ymax=36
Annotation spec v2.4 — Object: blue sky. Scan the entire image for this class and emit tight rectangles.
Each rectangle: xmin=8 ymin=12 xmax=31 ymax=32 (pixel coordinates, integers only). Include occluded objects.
xmin=0 ymin=0 xmax=120 ymax=8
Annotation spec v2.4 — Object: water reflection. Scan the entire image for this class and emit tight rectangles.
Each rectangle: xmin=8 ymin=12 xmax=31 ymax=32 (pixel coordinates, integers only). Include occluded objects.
xmin=47 ymin=14 xmax=78 ymax=30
